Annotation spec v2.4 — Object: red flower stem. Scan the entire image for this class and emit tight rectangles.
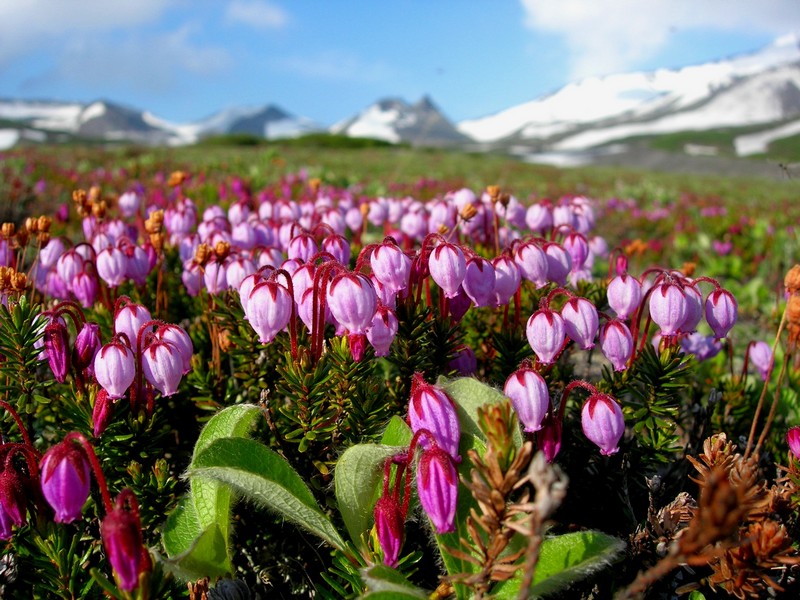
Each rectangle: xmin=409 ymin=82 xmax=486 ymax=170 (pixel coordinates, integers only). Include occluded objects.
xmin=65 ymin=432 xmax=113 ymax=513
xmin=0 ymin=399 xmax=34 ymax=447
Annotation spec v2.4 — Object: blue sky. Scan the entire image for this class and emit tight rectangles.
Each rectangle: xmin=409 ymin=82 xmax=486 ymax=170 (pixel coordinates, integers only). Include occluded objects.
xmin=0 ymin=1 xmax=798 ymax=126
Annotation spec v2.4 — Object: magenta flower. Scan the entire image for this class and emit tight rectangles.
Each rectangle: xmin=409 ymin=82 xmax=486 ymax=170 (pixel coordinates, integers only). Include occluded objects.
xmin=607 ymin=274 xmax=642 ymax=321
xmin=72 ymin=322 xmax=102 ymax=374
xmin=371 ymin=241 xmax=412 ymax=294
xmin=503 ymin=368 xmax=550 ymax=433
xmin=327 ymin=272 xmax=378 ymax=335
xmin=366 ymin=305 xmax=398 ymax=357
xmin=514 ymin=242 xmax=548 ymax=288
xmin=748 ymin=341 xmax=772 ymax=381
xmin=44 ymin=318 xmax=71 ymax=383
xmin=141 ymin=339 xmax=183 ymax=396
xmin=788 ymin=427 xmax=800 ymax=460
xmin=462 ymin=257 xmax=495 ymax=307
xmin=0 ymin=462 xmax=28 ymax=538
xmin=247 ymin=280 xmax=293 ymax=344
xmin=94 ymin=340 xmax=136 ymax=399
xmin=101 ymin=490 xmax=149 ymax=592
xmin=581 ymin=394 xmax=625 ymax=456
xmin=491 ymin=255 xmax=521 ymax=306
xmin=648 ymin=282 xmax=688 ymax=336
xmin=408 ymin=374 xmax=460 ymax=461
xmin=114 ymin=303 xmax=152 ymax=351
xmin=543 ymin=243 xmax=572 ymax=287
xmin=40 ymin=440 xmax=91 ymax=523
xmin=373 ymin=495 xmax=404 ymax=567
xmin=417 ymin=447 xmax=457 ymax=534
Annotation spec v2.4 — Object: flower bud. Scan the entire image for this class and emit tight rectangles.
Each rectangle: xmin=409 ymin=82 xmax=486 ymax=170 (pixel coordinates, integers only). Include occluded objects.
xmin=73 ymin=322 xmax=102 ymax=374
xmin=92 ymin=389 xmax=115 ymax=437
xmin=408 ymin=374 xmax=460 ymax=461
xmin=561 ymin=297 xmax=599 ymax=350
xmin=491 ymin=255 xmax=520 ymax=306
xmin=788 ymin=426 xmax=800 ymax=460
xmin=366 ymin=305 xmax=398 ymax=357
xmin=526 ymin=309 xmax=566 ymax=365
xmin=0 ymin=462 xmax=28 ymax=538
xmin=101 ymin=491 xmax=150 ymax=592
xmin=417 ymin=447 xmax=457 ymax=534
xmin=705 ymin=288 xmax=738 ymax=338
xmin=40 ymin=439 xmax=92 ymax=523
xmin=538 ymin=410 xmax=562 ymax=463
xmin=114 ymin=303 xmax=152 ymax=352
xmin=44 ymin=319 xmax=71 ymax=383
xmin=563 ymin=232 xmax=589 ymax=270
xmin=287 ymin=232 xmax=318 ymax=263
xmin=247 ymin=280 xmax=293 ymax=344
xmin=322 ymin=234 xmax=350 ymax=266
xmin=543 ymin=243 xmax=572 ymax=287
xmin=373 ymin=495 xmax=404 ymax=567
xmin=503 ymin=368 xmax=550 ymax=432
xmin=72 ymin=271 xmax=99 ymax=308
xmin=581 ymin=394 xmax=624 ymax=456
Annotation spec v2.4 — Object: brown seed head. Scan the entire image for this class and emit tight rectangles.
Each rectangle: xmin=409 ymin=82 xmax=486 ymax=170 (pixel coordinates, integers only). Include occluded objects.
xmin=15 ymin=228 xmax=29 ymax=247
xmin=460 ymin=204 xmax=478 ymax=221
xmin=11 ymin=271 xmax=27 ymax=291
xmin=486 ymin=185 xmax=500 ymax=201
xmin=681 ymin=262 xmax=696 ymax=277
xmin=91 ymin=200 xmax=107 ymax=219
xmin=309 ymin=178 xmax=321 ymax=194
xmin=37 ymin=231 xmax=50 ymax=246
xmin=149 ymin=232 xmax=164 ymax=253
xmin=168 ymin=171 xmax=188 ymax=187
xmin=784 ymin=264 xmax=800 ymax=295
xmin=88 ymin=186 xmax=101 ymax=203
xmin=437 ymin=224 xmax=450 ymax=235
xmin=214 ymin=241 xmax=231 ymax=260
xmin=1 ymin=223 xmax=15 ymax=239
xmin=786 ymin=295 xmax=800 ymax=346
xmin=25 ymin=217 xmax=38 ymax=234
xmin=72 ymin=189 xmax=87 ymax=205
xmin=37 ymin=215 xmax=52 ymax=233
xmin=195 ymin=243 xmax=211 ymax=266
xmin=145 ymin=210 xmax=164 ymax=234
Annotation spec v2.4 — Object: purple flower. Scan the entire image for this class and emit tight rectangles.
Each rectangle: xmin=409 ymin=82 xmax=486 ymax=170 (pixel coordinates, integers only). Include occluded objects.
xmin=156 ymin=324 xmax=193 ymax=374
xmin=101 ymin=490 xmax=149 ymax=592
xmin=462 ymin=257 xmax=495 ymax=308
xmin=514 ymin=242 xmax=548 ymax=288
xmin=40 ymin=440 xmax=91 ymax=523
xmin=705 ymin=288 xmax=738 ymax=338
xmin=417 ymin=447 xmax=458 ymax=534
xmin=526 ymin=309 xmax=566 ymax=365
xmin=0 ymin=462 xmax=28 ymax=538
xmin=44 ymin=318 xmax=71 ymax=383
xmin=503 ymin=367 xmax=550 ymax=432
xmin=648 ymin=282 xmax=688 ymax=336
xmin=114 ymin=303 xmax=152 ymax=352
xmin=428 ymin=243 xmax=466 ymax=299
xmin=581 ymin=394 xmax=624 ymax=456
xmin=607 ymin=274 xmax=642 ymax=321
xmin=73 ymin=322 xmax=102 ymax=374
xmin=327 ymin=272 xmax=377 ymax=335
xmin=94 ymin=340 xmax=136 ymax=399
xmin=561 ymin=297 xmax=599 ymax=350
xmin=679 ymin=284 xmax=704 ymax=334
xmin=322 ymin=234 xmax=351 ymax=266
xmin=373 ymin=495 xmax=404 ymax=567
xmin=366 ymin=305 xmax=398 ymax=357
xmin=141 ymin=339 xmax=182 ymax=396
xmin=247 ymin=280 xmax=293 ymax=344
xmin=96 ymin=247 xmax=127 ymax=288
xmin=563 ymin=232 xmax=589 ymax=270
xmin=543 ymin=243 xmax=572 ymax=286
xmin=748 ymin=341 xmax=772 ymax=381
xmin=491 ymin=255 xmax=520 ymax=306
xmin=599 ymin=320 xmax=633 ymax=371
xmin=408 ymin=374 xmax=460 ymax=461
xmin=371 ymin=241 xmax=412 ymax=294
xmin=92 ymin=389 xmax=115 ymax=437
xmin=449 ymin=345 xmax=477 ymax=376
xmin=788 ymin=427 xmax=800 ymax=460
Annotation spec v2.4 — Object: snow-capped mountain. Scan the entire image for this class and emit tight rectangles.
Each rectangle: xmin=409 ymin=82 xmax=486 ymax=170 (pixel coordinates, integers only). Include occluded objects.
xmin=0 ymin=99 xmax=320 ymax=146
xmin=458 ymin=33 xmax=800 ymax=150
xmin=332 ymin=96 xmax=469 ymax=146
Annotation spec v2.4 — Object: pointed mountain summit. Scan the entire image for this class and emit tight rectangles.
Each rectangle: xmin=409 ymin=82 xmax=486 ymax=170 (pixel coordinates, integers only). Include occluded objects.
xmin=332 ymin=96 xmax=469 ymax=146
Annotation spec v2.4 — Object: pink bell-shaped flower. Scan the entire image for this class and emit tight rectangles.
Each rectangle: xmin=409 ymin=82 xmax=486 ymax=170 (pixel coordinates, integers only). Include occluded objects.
xmin=371 ymin=241 xmax=412 ymax=294
xmin=157 ymin=324 xmax=193 ymax=374
xmin=408 ymin=374 xmax=460 ymax=461
xmin=514 ymin=242 xmax=548 ymax=288
xmin=96 ymin=246 xmax=127 ymax=288
xmin=247 ymin=280 xmax=293 ymax=344
xmin=462 ymin=257 xmax=495 ymax=308
xmin=322 ymin=234 xmax=351 ymax=266
xmin=526 ymin=309 xmax=566 ymax=365
xmin=543 ymin=243 xmax=572 ymax=286
xmin=73 ymin=322 xmax=102 ymax=374
xmin=40 ymin=439 xmax=91 ymax=523
xmin=94 ymin=340 xmax=136 ymax=399
xmin=72 ymin=271 xmax=99 ymax=308
xmin=748 ymin=341 xmax=772 ymax=381
xmin=327 ymin=272 xmax=377 ymax=335
xmin=561 ymin=297 xmax=599 ymax=350
xmin=0 ymin=459 xmax=29 ymax=538
xmin=648 ymin=282 xmax=688 ymax=336
xmin=563 ymin=232 xmax=589 ymax=270
xmin=503 ymin=367 xmax=550 ymax=432
xmin=788 ymin=427 xmax=800 ymax=460
xmin=366 ymin=305 xmax=398 ymax=357
xmin=44 ymin=318 xmax=71 ymax=383
xmin=581 ymin=393 xmax=625 ymax=456
xmin=599 ymin=320 xmax=634 ymax=371
xmin=417 ymin=446 xmax=457 ymax=534
xmin=141 ymin=339 xmax=182 ymax=396
xmin=607 ymin=274 xmax=642 ymax=321
xmin=491 ymin=255 xmax=520 ymax=306
xmin=705 ymin=288 xmax=738 ymax=338
xmin=428 ymin=243 xmax=466 ymax=299
xmin=679 ymin=283 xmax=703 ymax=334
xmin=114 ymin=303 xmax=152 ymax=351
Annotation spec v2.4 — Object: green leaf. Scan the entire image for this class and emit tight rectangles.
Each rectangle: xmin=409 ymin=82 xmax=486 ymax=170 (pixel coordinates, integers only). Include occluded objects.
xmin=381 ymin=415 xmax=412 ymax=446
xmin=192 ymin=403 xmax=262 ymax=460
xmin=160 ymin=496 xmax=233 ymax=580
xmin=190 ymin=437 xmax=347 ymax=551
xmin=688 ymin=591 xmax=707 ymax=600
xmin=440 ymin=376 xmax=523 ymax=448
xmin=514 ymin=530 xmax=626 ymax=598
xmin=360 ymin=565 xmax=428 ymax=599
xmin=335 ymin=443 xmax=406 ymax=549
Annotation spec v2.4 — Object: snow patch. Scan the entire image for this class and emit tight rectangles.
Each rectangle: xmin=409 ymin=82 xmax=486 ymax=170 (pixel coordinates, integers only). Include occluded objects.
xmin=80 ymin=102 xmax=106 ymax=123
xmin=735 ymin=118 xmax=800 ymax=156
xmin=0 ymin=129 xmax=20 ymax=150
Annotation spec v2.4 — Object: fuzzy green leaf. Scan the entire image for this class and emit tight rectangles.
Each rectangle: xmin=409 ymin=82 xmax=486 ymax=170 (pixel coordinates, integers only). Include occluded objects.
xmin=360 ymin=565 xmax=429 ymax=599
xmin=335 ymin=443 xmax=406 ymax=549
xmin=189 ymin=437 xmax=347 ymax=551
xmin=506 ymin=530 xmax=626 ymax=598
xmin=381 ymin=415 xmax=413 ymax=446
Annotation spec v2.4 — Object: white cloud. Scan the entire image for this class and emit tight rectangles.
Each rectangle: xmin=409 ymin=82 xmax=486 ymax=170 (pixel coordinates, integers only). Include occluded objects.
xmin=0 ymin=0 xmax=177 ymax=65
xmin=273 ymin=51 xmax=394 ymax=83
xmin=520 ymin=0 xmax=800 ymax=78
xmin=29 ymin=25 xmax=231 ymax=93
xmin=225 ymin=0 xmax=288 ymax=30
